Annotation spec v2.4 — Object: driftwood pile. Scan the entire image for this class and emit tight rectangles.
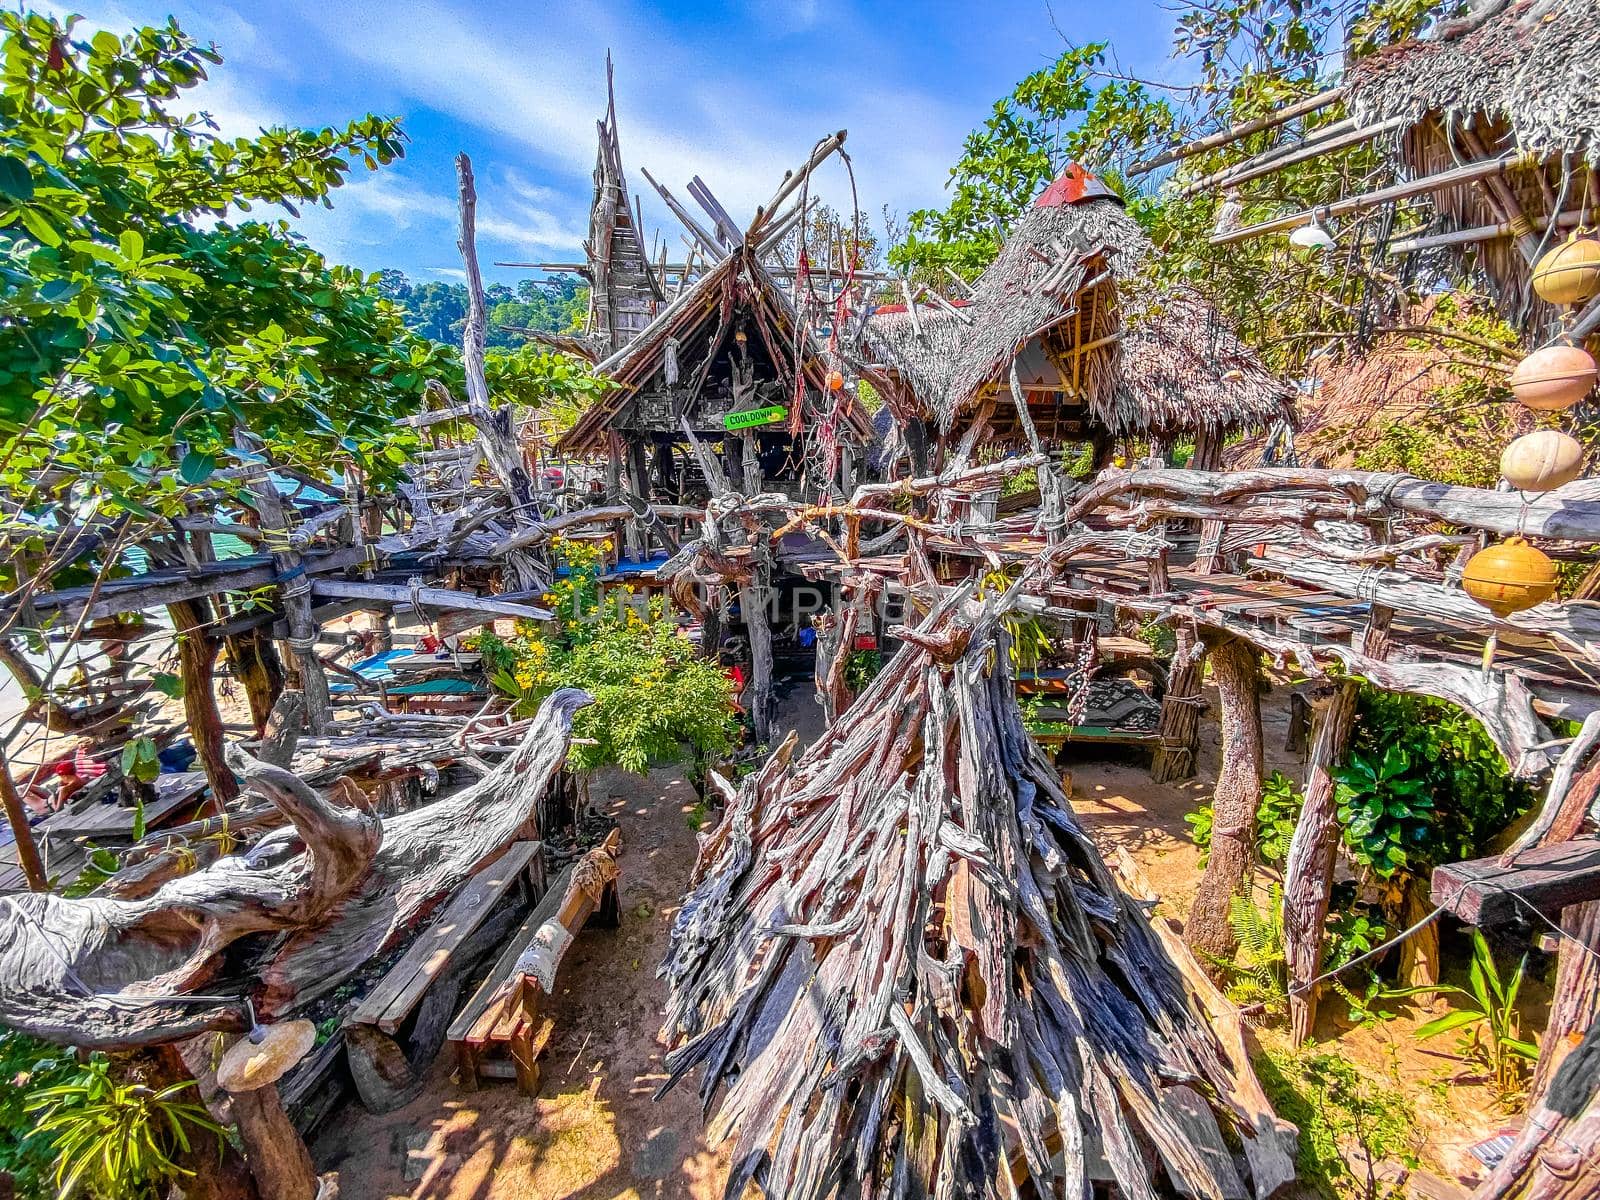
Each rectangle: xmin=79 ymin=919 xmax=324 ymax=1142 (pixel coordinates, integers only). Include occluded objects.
xmin=659 ymin=585 xmax=1295 ymax=1199
xmin=0 ymin=689 xmax=591 ymax=1048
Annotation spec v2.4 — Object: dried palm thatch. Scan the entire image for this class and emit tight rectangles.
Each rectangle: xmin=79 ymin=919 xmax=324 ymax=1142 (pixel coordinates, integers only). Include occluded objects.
xmin=862 ymin=185 xmax=1291 ymax=445
xmin=1348 ymin=0 xmax=1600 ymax=165
xmin=658 ymin=584 xmax=1295 ymax=1200
xmin=1346 ymin=0 xmax=1600 ymax=317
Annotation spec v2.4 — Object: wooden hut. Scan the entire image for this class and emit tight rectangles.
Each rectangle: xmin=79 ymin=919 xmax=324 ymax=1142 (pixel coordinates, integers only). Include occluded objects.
xmin=560 ymin=246 xmax=876 ymax=509
xmin=1194 ymin=0 xmax=1600 ymax=337
xmin=860 ymin=165 xmax=1292 ymax=469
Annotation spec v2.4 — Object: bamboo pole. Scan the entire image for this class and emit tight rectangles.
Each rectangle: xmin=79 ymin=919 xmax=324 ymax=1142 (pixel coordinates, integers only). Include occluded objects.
xmin=1180 ymin=115 xmax=1406 ymax=198
xmin=1129 ymin=86 xmax=1347 ymax=176
xmin=1209 ymin=153 xmax=1525 ymax=246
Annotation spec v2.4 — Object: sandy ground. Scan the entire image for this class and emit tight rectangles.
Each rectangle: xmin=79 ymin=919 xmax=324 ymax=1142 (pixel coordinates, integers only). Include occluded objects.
xmin=316 ymin=675 xmax=1526 ymax=1199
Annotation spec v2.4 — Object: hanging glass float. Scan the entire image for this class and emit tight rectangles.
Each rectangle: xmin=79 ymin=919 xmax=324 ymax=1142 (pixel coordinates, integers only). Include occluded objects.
xmin=825 ymin=369 xmax=845 ymax=392
xmin=1500 ymin=429 xmax=1586 ymax=491
xmin=1463 ymin=536 xmax=1558 ymax=617
xmin=1532 ymin=234 xmax=1600 ymax=306
xmin=1463 ymin=535 xmax=1559 ymax=672
xmin=1508 ymin=344 xmax=1597 ymax=410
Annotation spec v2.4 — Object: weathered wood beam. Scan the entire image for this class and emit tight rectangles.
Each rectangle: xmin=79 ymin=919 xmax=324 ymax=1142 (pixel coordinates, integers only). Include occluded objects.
xmin=307 ymin=579 xmax=552 ymax=622
xmin=1433 ymin=837 xmax=1600 ymax=924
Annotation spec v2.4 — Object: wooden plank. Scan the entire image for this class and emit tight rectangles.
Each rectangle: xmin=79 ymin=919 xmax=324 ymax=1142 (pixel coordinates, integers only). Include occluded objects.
xmin=351 ymin=840 xmax=541 ymax=1033
xmin=309 ymin=579 xmax=552 ymax=621
xmin=447 ymin=862 xmax=574 ymax=1045
xmin=1433 ymin=838 xmax=1600 ymax=925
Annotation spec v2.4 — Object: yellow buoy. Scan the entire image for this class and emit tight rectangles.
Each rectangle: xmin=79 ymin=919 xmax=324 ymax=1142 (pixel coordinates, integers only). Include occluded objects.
xmin=1462 ymin=536 xmax=1558 ymax=618
xmin=1500 ymin=429 xmax=1586 ymax=492
xmin=1532 ymin=235 xmax=1600 ymax=306
xmin=1508 ymin=345 xmax=1597 ymax=411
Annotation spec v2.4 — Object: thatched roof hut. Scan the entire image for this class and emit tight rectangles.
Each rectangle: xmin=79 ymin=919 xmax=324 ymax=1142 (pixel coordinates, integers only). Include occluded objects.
xmin=1343 ymin=0 xmax=1600 ymax=318
xmin=559 ymin=244 xmax=875 ymax=464
xmin=861 ymin=166 xmax=1292 ymax=452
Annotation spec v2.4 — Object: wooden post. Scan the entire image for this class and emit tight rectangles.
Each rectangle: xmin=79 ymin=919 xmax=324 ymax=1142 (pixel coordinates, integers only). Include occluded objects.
xmin=1283 ymin=682 xmax=1358 ymax=1044
xmin=1151 ymin=624 xmax=1205 ymax=784
xmin=229 ymin=1084 xmax=317 ymax=1200
xmin=224 ymin=622 xmax=286 ymax=736
xmin=0 ymin=744 xmax=47 ymax=891
xmin=1533 ymin=900 xmax=1600 ymax=1100
xmin=1283 ymin=605 xmax=1390 ymax=1044
xmin=740 ymin=557 xmax=775 ymax=746
xmin=1185 ymin=634 xmax=1263 ymax=966
xmin=238 ymin=438 xmax=333 ymax=733
xmin=147 ymin=1045 xmax=261 ymax=1200
xmin=169 ymin=598 xmax=240 ymax=808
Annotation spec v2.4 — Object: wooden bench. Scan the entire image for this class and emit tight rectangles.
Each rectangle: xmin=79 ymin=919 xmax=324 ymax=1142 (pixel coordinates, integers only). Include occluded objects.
xmin=344 ymin=840 xmax=544 ymax=1112
xmin=449 ymin=831 xmax=620 ymax=1094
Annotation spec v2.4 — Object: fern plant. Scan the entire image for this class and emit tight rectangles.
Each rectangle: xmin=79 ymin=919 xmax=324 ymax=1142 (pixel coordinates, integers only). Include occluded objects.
xmin=1212 ymin=885 xmax=1289 ymax=1019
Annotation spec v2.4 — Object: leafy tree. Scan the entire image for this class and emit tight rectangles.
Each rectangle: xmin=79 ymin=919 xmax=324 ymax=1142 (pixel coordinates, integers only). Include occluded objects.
xmin=0 ymin=9 xmax=435 ymax=529
xmin=477 ymin=538 xmax=736 ymax=775
xmin=383 ymin=271 xmax=590 ymax=347
xmin=888 ymin=1 xmax=1477 ymax=383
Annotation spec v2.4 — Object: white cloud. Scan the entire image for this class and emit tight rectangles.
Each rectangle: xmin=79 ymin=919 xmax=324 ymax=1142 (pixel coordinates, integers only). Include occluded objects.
xmin=289 ymin=0 xmax=963 ymax=234
xmin=290 ymin=168 xmax=588 ymax=270
xmin=424 ymin=266 xmax=467 ymax=280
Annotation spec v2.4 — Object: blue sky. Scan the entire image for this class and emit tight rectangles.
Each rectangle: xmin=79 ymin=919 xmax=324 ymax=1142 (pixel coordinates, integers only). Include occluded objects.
xmin=42 ymin=1 xmax=1187 ymax=285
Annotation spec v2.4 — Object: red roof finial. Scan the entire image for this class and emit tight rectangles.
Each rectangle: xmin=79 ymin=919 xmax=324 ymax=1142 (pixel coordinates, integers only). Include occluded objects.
xmin=1034 ymin=163 xmax=1121 ymax=208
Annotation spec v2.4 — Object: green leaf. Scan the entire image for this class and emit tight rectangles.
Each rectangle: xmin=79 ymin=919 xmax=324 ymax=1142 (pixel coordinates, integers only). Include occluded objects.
xmin=1413 ymin=1008 xmax=1485 ymax=1041
xmin=18 ymin=205 xmax=61 ymax=247
xmin=178 ymin=450 xmax=215 ymax=485
xmin=0 ymin=154 xmax=34 ymax=202
xmin=152 ymin=672 xmax=184 ymax=700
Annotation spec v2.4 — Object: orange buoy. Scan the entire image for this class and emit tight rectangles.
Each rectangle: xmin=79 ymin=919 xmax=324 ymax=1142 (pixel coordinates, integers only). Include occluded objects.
xmin=1532 ymin=235 xmax=1600 ymax=306
xmin=1500 ymin=429 xmax=1585 ymax=492
xmin=1462 ymin=536 xmax=1558 ymax=617
xmin=1508 ymin=345 xmax=1596 ymax=411
xmin=826 ymin=369 xmax=845 ymax=392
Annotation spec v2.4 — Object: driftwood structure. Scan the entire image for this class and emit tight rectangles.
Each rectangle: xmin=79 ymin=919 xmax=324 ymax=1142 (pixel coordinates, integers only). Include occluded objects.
xmin=660 ymin=584 xmax=1297 ymax=1200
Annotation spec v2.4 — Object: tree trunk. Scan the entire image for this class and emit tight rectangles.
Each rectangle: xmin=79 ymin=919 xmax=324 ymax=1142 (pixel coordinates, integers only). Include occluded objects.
xmin=230 ymin=1084 xmax=317 ymax=1200
xmin=225 ymin=623 xmax=285 ymax=736
xmin=170 ymin=598 xmax=240 ymax=808
xmin=1283 ymin=682 xmax=1359 ymax=1044
xmin=1185 ymin=635 xmax=1263 ymax=967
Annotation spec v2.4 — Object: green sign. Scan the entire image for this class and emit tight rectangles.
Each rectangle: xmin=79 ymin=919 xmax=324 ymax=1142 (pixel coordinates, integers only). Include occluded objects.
xmin=723 ymin=404 xmax=787 ymax=431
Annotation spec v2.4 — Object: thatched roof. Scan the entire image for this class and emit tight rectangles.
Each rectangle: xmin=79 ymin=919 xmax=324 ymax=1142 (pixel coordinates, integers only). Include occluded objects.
xmin=862 ymin=167 xmax=1292 ymax=442
xmin=1346 ymin=0 xmax=1600 ymax=163
xmin=560 ymin=246 xmax=876 ymax=456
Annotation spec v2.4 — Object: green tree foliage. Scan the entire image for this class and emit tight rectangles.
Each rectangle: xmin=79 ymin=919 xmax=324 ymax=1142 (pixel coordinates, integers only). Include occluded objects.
xmin=0 ymin=10 xmax=432 ymax=523
xmin=1335 ymin=688 xmax=1533 ymax=880
xmin=476 ymin=538 xmax=736 ymax=774
xmin=889 ymin=2 xmax=1467 ymax=378
xmin=379 ymin=271 xmax=589 ymax=347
